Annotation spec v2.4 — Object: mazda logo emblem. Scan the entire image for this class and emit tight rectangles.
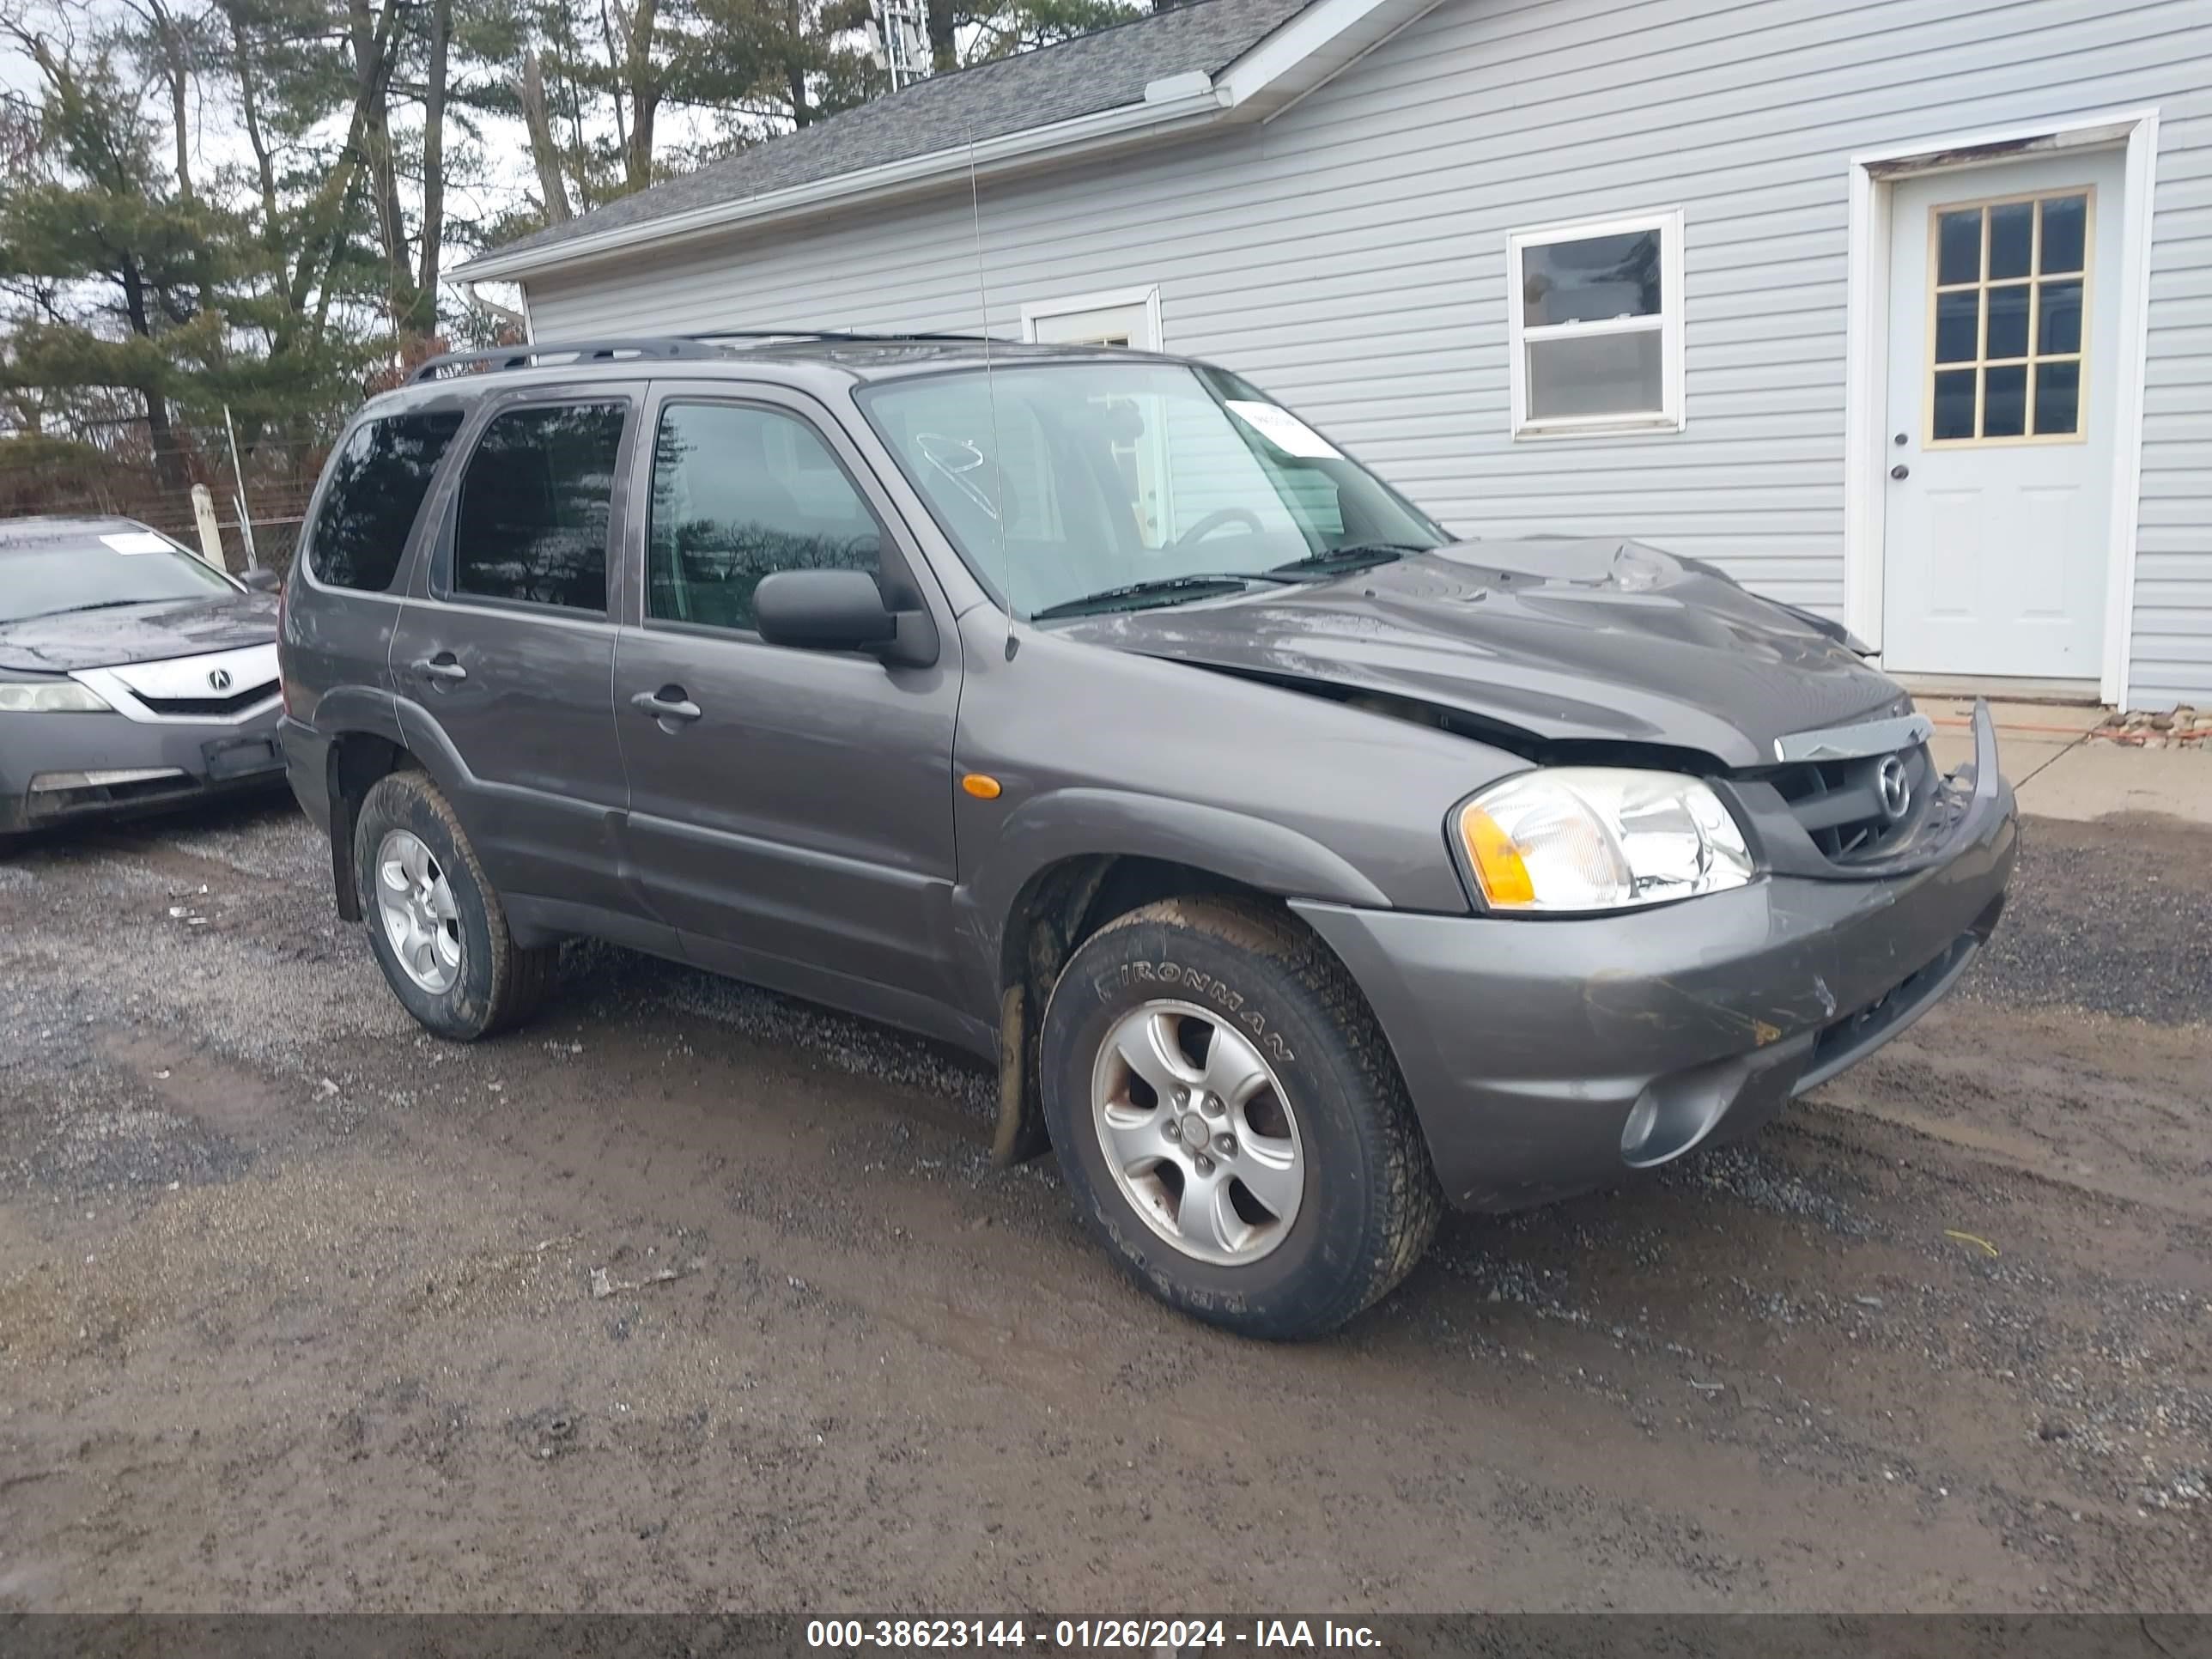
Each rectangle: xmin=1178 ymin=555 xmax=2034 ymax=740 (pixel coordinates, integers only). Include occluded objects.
xmin=207 ymin=668 xmax=234 ymax=692
xmin=1876 ymin=755 xmax=1911 ymax=821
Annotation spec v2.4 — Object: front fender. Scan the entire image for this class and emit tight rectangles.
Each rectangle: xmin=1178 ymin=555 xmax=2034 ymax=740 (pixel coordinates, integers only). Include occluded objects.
xmin=951 ymin=785 xmax=1395 ymax=1013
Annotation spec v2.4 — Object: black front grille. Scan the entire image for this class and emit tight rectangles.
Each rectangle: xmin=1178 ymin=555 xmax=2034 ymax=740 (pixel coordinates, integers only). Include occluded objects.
xmin=133 ymin=680 xmax=280 ymax=718
xmin=1767 ymin=742 xmax=1937 ymax=863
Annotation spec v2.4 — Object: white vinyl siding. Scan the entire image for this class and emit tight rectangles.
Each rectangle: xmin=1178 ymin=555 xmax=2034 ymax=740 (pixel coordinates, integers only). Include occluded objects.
xmin=528 ymin=0 xmax=2212 ymax=704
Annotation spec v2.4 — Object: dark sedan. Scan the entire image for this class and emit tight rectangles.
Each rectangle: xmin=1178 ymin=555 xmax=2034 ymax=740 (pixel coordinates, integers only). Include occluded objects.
xmin=0 ymin=516 xmax=285 ymax=838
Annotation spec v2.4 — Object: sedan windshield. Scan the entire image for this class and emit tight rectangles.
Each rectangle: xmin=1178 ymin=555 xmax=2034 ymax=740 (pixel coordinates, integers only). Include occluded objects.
xmin=0 ymin=531 xmax=237 ymax=625
xmin=858 ymin=362 xmax=1447 ymax=618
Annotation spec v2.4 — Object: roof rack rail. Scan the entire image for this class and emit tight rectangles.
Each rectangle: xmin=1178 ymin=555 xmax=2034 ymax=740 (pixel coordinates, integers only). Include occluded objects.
xmin=409 ymin=337 xmax=724 ymax=383
xmin=681 ymin=329 xmax=996 ymax=345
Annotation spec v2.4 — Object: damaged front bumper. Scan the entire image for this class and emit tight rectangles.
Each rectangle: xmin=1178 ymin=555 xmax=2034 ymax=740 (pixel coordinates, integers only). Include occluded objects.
xmin=1292 ymin=703 xmax=2018 ymax=1212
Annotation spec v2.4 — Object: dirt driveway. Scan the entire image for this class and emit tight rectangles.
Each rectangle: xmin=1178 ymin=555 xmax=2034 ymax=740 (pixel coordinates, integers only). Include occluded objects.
xmin=1 ymin=795 xmax=2207 ymax=1613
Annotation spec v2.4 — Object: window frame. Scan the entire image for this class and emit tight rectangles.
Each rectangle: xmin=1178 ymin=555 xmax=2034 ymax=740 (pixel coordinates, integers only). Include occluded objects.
xmin=1505 ymin=207 xmax=1686 ymax=441
xmin=430 ymin=391 xmax=636 ymax=620
xmin=634 ymin=383 xmax=933 ymax=649
xmin=1018 ymin=284 xmax=1164 ymax=352
xmin=296 ymin=403 xmax=471 ymax=600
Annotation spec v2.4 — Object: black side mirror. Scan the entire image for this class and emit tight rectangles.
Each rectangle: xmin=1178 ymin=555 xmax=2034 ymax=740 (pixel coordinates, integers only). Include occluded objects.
xmin=754 ymin=568 xmax=936 ymax=668
xmin=241 ymin=568 xmax=282 ymax=592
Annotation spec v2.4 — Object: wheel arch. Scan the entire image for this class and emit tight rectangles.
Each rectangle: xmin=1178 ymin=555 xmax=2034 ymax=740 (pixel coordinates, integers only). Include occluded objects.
xmin=317 ymin=692 xmax=417 ymax=923
xmin=984 ymin=837 xmax=1379 ymax=1169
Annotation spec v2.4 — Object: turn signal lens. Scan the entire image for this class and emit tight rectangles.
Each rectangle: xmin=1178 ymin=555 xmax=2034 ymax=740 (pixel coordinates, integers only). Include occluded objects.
xmin=1453 ymin=769 xmax=1754 ymax=914
xmin=1456 ymin=805 xmax=1535 ymax=907
xmin=961 ymin=773 xmax=1003 ymax=799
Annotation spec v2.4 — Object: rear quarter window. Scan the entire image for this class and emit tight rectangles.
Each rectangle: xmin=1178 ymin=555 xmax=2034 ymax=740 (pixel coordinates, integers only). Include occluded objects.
xmin=306 ymin=411 xmax=465 ymax=591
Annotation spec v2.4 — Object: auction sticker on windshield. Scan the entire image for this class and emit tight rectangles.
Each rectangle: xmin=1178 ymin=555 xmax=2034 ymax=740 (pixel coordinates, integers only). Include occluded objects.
xmin=101 ymin=532 xmax=174 ymax=554
xmin=1225 ymin=399 xmax=1341 ymax=459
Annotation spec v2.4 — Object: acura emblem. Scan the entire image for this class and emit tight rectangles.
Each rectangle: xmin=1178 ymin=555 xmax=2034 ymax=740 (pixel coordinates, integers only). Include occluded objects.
xmin=207 ymin=668 xmax=234 ymax=692
xmin=1876 ymin=755 xmax=1911 ymax=821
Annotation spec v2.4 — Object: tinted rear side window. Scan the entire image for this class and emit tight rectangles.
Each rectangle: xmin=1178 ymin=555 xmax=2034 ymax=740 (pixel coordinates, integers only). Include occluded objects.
xmin=452 ymin=402 xmax=626 ymax=612
xmin=307 ymin=411 xmax=465 ymax=591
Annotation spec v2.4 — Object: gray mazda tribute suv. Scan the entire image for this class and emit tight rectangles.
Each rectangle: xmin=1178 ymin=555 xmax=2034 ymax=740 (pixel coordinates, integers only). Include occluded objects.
xmin=279 ymin=334 xmax=2016 ymax=1339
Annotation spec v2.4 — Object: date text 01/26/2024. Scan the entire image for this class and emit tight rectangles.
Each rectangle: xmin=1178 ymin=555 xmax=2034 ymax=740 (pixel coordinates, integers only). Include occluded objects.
xmin=805 ymin=1620 xmax=1384 ymax=1650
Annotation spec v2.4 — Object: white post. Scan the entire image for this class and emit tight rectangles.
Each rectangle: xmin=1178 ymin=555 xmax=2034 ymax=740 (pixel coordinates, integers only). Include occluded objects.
xmin=189 ymin=483 xmax=226 ymax=569
xmin=223 ymin=404 xmax=259 ymax=569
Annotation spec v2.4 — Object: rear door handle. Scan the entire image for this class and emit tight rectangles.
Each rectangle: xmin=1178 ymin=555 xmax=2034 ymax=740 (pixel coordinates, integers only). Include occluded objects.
xmin=411 ymin=654 xmax=467 ymax=683
xmin=630 ymin=688 xmax=702 ymax=723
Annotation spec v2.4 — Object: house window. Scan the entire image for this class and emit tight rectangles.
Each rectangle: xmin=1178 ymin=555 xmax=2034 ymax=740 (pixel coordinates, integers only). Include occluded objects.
xmin=1507 ymin=210 xmax=1685 ymax=438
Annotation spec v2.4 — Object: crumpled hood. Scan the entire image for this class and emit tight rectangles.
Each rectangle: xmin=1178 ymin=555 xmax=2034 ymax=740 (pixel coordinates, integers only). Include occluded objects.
xmin=0 ymin=591 xmax=276 ymax=675
xmin=1054 ymin=539 xmax=1906 ymax=769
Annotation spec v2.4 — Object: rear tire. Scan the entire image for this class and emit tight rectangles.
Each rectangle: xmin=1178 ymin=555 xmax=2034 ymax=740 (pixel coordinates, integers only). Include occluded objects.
xmin=1039 ymin=896 xmax=1441 ymax=1340
xmin=353 ymin=769 xmax=554 ymax=1040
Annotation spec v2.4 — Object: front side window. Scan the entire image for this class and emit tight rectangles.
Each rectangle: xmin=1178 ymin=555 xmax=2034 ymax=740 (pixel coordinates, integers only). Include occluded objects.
xmin=1507 ymin=210 xmax=1685 ymax=437
xmin=647 ymin=403 xmax=882 ymax=632
xmin=0 ymin=526 xmax=235 ymax=624
xmin=858 ymin=362 xmax=1444 ymax=619
xmin=307 ymin=410 xmax=465 ymax=591
xmin=452 ymin=402 xmax=626 ymax=612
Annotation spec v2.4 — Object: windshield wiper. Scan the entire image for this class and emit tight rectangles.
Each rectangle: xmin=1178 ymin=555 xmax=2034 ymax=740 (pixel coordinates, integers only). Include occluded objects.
xmin=1032 ymin=571 xmax=1305 ymax=621
xmin=1267 ymin=542 xmax=1431 ymax=577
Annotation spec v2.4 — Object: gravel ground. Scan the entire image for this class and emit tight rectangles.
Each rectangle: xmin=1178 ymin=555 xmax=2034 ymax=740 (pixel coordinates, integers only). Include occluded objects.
xmin=0 ymin=793 xmax=2207 ymax=1613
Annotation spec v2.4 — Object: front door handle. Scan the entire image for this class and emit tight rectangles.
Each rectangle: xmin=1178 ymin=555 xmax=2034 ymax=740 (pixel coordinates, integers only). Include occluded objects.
xmin=411 ymin=653 xmax=467 ymax=683
xmin=630 ymin=687 xmax=702 ymax=724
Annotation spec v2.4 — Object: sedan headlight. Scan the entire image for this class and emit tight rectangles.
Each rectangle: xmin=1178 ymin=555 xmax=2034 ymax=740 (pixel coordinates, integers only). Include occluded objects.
xmin=1455 ymin=768 xmax=1754 ymax=914
xmin=0 ymin=679 xmax=112 ymax=714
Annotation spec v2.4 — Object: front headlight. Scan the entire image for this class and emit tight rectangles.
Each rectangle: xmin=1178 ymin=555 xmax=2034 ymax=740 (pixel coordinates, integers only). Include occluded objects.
xmin=1454 ymin=768 xmax=1754 ymax=914
xmin=0 ymin=679 xmax=113 ymax=714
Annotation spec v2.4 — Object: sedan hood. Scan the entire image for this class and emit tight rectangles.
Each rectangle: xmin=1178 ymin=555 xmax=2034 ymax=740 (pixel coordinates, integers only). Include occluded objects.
xmin=1054 ymin=540 xmax=1905 ymax=769
xmin=0 ymin=591 xmax=276 ymax=675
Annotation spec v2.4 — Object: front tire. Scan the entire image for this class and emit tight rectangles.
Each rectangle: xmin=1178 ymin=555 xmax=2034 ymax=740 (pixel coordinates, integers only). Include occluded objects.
xmin=1039 ymin=896 xmax=1441 ymax=1340
xmin=353 ymin=769 xmax=554 ymax=1040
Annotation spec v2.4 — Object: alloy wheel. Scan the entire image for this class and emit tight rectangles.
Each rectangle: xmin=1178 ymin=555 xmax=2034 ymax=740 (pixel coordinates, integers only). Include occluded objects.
xmin=1089 ymin=999 xmax=1304 ymax=1266
xmin=374 ymin=828 xmax=464 ymax=994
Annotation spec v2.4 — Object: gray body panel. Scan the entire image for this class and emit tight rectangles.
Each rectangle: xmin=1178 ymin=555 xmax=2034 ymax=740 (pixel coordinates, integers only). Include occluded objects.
xmin=0 ymin=591 xmax=275 ymax=675
xmin=1054 ymin=540 xmax=1901 ymax=769
xmin=0 ymin=702 xmax=284 ymax=835
xmin=281 ymin=340 xmax=2020 ymax=1212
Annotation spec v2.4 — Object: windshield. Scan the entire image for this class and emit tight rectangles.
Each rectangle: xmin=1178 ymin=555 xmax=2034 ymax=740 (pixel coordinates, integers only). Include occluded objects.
xmin=858 ymin=362 xmax=1447 ymax=617
xmin=0 ymin=530 xmax=237 ymax=624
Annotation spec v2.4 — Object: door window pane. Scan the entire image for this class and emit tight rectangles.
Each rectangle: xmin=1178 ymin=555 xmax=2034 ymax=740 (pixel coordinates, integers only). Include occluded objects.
xmin=2039 ymin=194 xmax=2087 ymax=273
xmin=1982 ymin=365 xmax=2027 ymax=438
xmin=453 ymin=404 xmax=624 ymax=611
xmin=1932 ymin=370 xmax=1977 ymax=441
xmin=1985 ymin=286 xmax=2031 ymax=361
xmin=1987 ymin=202 xmax=2033 ymax=281
xmin=1936 ymin=209 xmax=1982 ymax=285
xmin=1934 ymin=290 xmax=1980 ymax=364
xmin=648 ymin=404 xmax=881 ymax=632
xmin=1520 ymin=230 xmax=1662 ymax=325
xmin=307 ymin=412 xmax=465 ymax=591
xmin=1926 ymin=186 xmax=2092 ymax=445
xmin=1525 ymin=330 xmax=1663 ymax=420
xmin=2034 ymin=361 xmax=2081 ymax=435
xmin=2038 ymin=280 xmax=2083 ymax=356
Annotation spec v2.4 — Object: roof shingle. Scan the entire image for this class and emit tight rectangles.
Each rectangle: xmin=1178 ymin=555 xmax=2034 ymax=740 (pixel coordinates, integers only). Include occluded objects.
xmin=477 ymin=0 xmax=1311 ymax=267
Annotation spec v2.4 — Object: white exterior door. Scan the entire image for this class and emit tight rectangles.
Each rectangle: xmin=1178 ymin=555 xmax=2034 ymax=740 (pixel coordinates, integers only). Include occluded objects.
xmin=1881 ymin=149 xmax=2125 ymax=680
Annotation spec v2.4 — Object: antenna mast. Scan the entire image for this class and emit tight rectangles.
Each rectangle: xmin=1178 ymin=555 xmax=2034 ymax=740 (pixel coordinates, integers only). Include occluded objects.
xmin=873 ymin=0 xmax=930 ymax=89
